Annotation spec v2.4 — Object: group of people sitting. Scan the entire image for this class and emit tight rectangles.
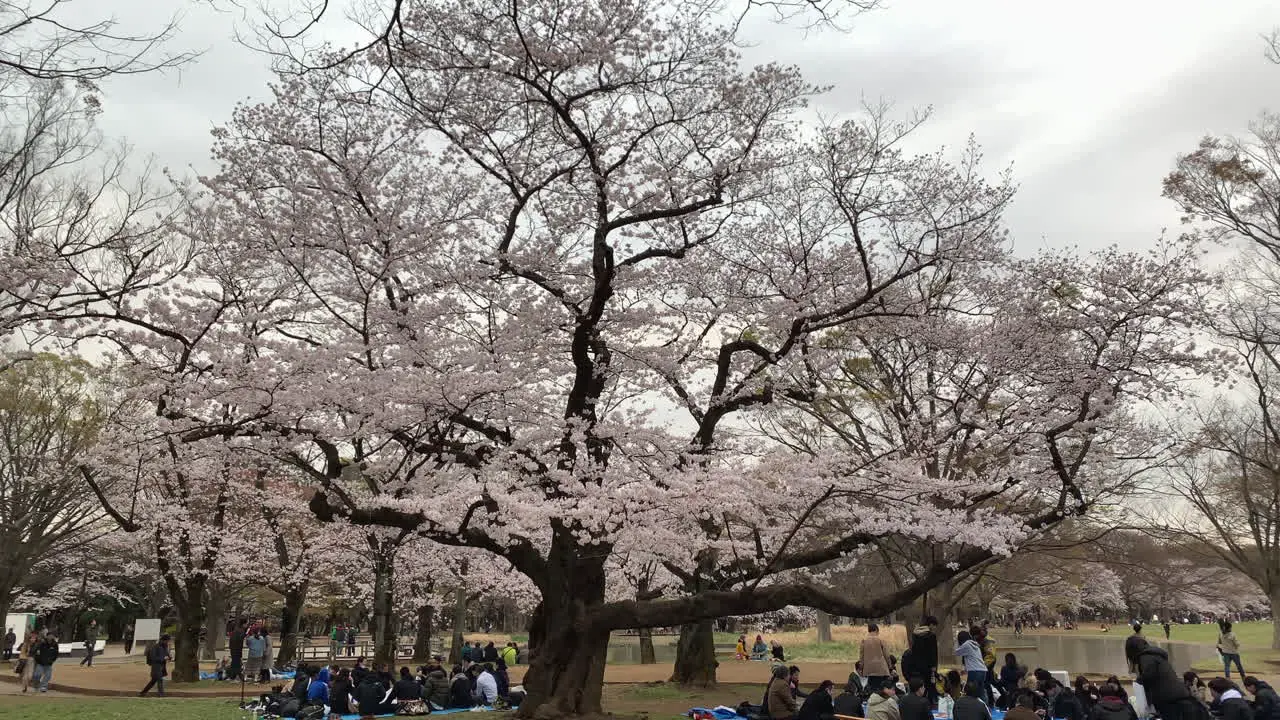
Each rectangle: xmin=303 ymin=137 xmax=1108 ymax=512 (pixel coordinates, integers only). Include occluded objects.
xmin=257 ymin=655 xmax=520 ymax=719
xmin=738 ymin=634 xmax=787 ymax=662
xmin=744 ymin=620 xmax=1280 ymax=720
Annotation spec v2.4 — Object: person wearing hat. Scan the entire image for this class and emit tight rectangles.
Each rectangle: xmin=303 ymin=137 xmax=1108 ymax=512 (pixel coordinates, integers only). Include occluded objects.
xmin=140 ymin=635 xmax=171 ymax=697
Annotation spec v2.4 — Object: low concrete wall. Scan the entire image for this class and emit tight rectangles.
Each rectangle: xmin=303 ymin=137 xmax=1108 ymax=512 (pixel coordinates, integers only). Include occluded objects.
xmin=988 ymin=633 xmax=1220 ymax=678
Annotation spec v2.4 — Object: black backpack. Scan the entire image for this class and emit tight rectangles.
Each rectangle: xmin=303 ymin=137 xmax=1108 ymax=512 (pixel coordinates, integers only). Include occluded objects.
xmin=298 ymin=703 xmax=326 ymax=720
xmin=278 ymin=697 xmax=300 ymax=718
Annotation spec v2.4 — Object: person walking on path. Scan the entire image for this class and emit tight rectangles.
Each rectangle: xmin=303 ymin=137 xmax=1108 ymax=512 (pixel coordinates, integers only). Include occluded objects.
xmin=31 ymin=633 xmax=59 ymax=693
xmin=80 ymin=620 xmax=98 ymax=667
xmin=1219 ymin=620 xmax=1245 ymax=679
xmin=2 ymin=627 xmax=14 ymax=661
xmin=859 ymin=623 xmax=892 ymax=694
xmin=140 ymin=635 xmax=171 ymax=697
xmin=17 ymin=630 xmax=36 ymax=692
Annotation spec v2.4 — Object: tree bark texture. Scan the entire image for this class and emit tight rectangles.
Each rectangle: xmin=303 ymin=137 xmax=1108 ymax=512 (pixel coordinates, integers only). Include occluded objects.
xmin=638 ymin=627 xmax=656 ymax=665
xmin=816 ymin=611 xmax=833 ymax=643
xmin=670 ymin=620 xmax=717 ymax=687
xmin=414 ymin=603 xmax=435 ymax=662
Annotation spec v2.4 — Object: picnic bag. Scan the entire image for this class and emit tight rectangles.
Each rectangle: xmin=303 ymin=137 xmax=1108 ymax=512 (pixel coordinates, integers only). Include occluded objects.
xmin=298 ymin=703 xmax=327 ymax=720
xmin=397 ymin=699 xmax=432 ymax=715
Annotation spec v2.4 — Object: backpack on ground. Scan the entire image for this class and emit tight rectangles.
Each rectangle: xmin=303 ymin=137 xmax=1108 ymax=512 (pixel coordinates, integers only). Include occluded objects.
xmin=297 ymin=703 xmax=326 ymax=720
xmin=278 ymin=697 xmax=300 ymax=718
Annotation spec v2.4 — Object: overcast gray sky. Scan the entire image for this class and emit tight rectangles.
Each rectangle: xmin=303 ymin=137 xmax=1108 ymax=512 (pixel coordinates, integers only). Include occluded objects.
xmin=89 ymin=0 xmax=1280 ymax=255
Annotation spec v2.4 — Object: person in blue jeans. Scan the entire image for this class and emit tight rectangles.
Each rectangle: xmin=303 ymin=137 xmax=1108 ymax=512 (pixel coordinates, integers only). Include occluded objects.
xmin=955 ymin=630 xmax=988 ymax=705
xmin=1218 ymin=620 xmax=1245 ymax=678
xmin=30 ymin=634 xmax=59 ymax=693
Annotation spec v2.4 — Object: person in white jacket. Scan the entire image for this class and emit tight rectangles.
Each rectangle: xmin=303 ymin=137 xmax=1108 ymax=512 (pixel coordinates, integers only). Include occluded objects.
xmin=473 ymin=666 xmax=499 ymax=706
xmin=955 ymin=631 xmax=989 ymax=705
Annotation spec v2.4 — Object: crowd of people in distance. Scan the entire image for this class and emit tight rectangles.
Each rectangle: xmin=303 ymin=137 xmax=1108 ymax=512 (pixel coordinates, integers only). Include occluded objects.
xmin=249 ymin=652 xmax=522 ymax=720
xmin=741 ymin=617 xmax=1271 ymax=720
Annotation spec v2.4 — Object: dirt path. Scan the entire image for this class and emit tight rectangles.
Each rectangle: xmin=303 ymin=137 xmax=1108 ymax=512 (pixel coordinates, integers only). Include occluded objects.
xmin=0 ymin=658 xmax=852 ymax=697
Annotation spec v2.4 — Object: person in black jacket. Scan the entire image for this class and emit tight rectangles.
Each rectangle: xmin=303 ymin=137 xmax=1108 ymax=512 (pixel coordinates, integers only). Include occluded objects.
xmin=898 ymin=676 xmax=933 ymax=720
xmin=1089 ymin=683 xmax=1137 ymax=720
xmin=290 ymin=664 xmax=311 ymax=703
xmin=30 ymin=634 xmax=60 ymax=694
xmin=355 ymin=670 xmax=388 ymax=720
xmin=450 ymin=665 xmax=473 ymax=708
xmin=483 ymin=641 xmax=499 ymax=664
xmin=1046 ymin=680 xmax=1085 ymax=720
xmin=904 ymin=617 xmax=940 ymax=704
xmin=139 ymin=635 xmax=171 ymax=697
xmin=1126 ymin=638 xmax=1207 ymax=720
xmin=1247 ymin=678 xmax=1280 ymax=720
xmin=954 ymin=681 xmax=992 ymax=720
xmin=229 ymin=620 xmax=247 ymax=681
xmin=798 ymin=679 xmax=836 ymax=720
xmin=330 ymin=668 xmax=355 ymax=716
xmin=1075 ymin=676 xmax=1100 ymax=715
xmin=833 ymin=684 xmax=863 ymax=717
xmin=394 ymin=666 xmax=423 ymax=702
xmin=1211 ymin=677 xmax=1255 ymax=720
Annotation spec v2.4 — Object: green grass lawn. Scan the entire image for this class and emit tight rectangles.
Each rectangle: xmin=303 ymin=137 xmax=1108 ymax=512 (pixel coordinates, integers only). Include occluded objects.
xmin=0 ymin=697 xmax=249 ymax=720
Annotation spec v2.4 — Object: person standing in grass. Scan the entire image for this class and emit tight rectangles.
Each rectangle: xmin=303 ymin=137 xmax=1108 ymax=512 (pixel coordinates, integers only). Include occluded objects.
xmin=1218 ymin=620 xmax=1245 ymax=679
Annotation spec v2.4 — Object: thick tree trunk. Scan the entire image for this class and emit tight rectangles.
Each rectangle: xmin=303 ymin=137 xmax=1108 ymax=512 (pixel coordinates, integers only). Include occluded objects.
xmin=517 ymin=541 xmax=610 ymax=720
xmin=202 ymin=582 xmax=225 ymax=661
xmin=816 ymin=611 xmax=833 ymax=643
xmin=670 ymin=620 xmax=717 ymax=687
xmin=414 ymin=604 xmax=434 ymax=662
xmin=449 ymin=588 xmax=466 ymax=665
xmin=275 ymin=584 xmax=308 ymax=667
xmin=638 ymin=627 xmax=656 ymax=664
xmin=173 ymin=602 xmax=205 ymax=683
xmin=1271 ymin=590 xmax=1280 ymax=650
xmin=372 ymin=551 xmax=397 ymax=666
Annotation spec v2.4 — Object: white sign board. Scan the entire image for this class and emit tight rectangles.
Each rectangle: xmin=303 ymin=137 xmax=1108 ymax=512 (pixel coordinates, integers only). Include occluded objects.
xmin=134 ymin=618 xmax=162 ymax=642
xmin=4 ymin=613 xmax=35 ymax=637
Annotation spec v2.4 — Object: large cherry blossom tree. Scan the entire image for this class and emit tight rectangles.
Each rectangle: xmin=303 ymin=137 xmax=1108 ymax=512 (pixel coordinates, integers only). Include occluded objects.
xmin=120 ymin=1 xmax=1218 ymax=715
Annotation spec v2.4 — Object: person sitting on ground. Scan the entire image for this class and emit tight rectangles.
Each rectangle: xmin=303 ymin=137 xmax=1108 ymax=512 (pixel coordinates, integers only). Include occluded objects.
xmin=291 ymin=663 xmax=312 ymax=703
xmin=998 ymin=654 xmax=1025 ymax=710
xmin=772 ymin=641 xmax=787 ymax=662
xmin=1246 ymin=677 xmax=1280 ymax=720
xmin=1075 ymin=676 xmax=1100 ymax=715
xmin=494 ymin=659 xmax=511 ymax=699
xmin=865 ymin=683 xmax=900 ymax=720
xmin=845 ymin=662 xmax=867 ymax=698
xmin=752 ymin=635 xmax=769 ymax=661
xmin=501 ymin=642 xmax=517 ymax=667
xmin=330 ymin=668 xmax=355 ymax=717
xmin=953 ymin=681 xmax=992 ymax=720
xmin=482 ymin=641 xmax=499 ymax=664
xmin=354 ymin=667 xmax=387 ymax=720
xmin=768 ymin=665 xmax=799 ymax=720
xmin=898 ymin=676 xmax=933 ymax=720
xmin=449 ymin=665 xmax=472 ymax=708
xmin=1126 ymin=637 xmax=1201 ymax=720
xmin=1045 ymin=678 xmax=1085 ymax=720
xmin=798 ymin=679 xmax=837 ymax=720
xmin=1007 ymin=691 xmax=1044 ymax=720
xmin=394 ymin=666 xmax=422 ymax=703
xmin=473 ymin=663 xmax=499 ymax=706
xmin=307 ymin=666 xmax=331 ymax=705
xmin=423 ymin=659 xmax=451 ymax=708
xmin=1105 ymin=676 xmax=1128 ymax=703
xmin=938 ymin=670 xmax=963 ymax=717
xmin=833 ymin=675 xmax=865 ymax=717
xmin=214 ymin=657 xmax=229 ymax=681
xmin=1210 ymin=677 xmax=1255 ymax=720
xmin=736 ymin=635 xmax=748 ymax=660
xmin=460 ymin=640 xmax=473 ymax=665
xmin=790 ymin=666 xmax=809 ymax=699
xmin=1185 ymin=671 xmax=1209 ymax=706
xmin=352 ymin=657 xmax=369 ymax=685
xmin=1089 ymin=682 xmax=1138 ymax=720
